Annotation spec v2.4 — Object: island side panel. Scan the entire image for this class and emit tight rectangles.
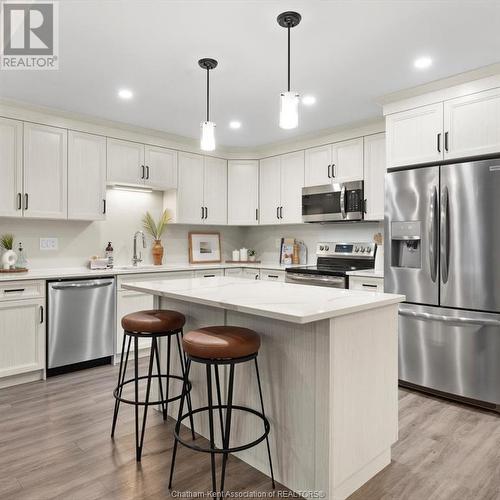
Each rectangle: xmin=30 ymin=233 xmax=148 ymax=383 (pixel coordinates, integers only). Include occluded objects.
xmin=329 ymin=303 xmax=399 ymax=500
xmin=225 ymin=311 xmax=331 ymax=496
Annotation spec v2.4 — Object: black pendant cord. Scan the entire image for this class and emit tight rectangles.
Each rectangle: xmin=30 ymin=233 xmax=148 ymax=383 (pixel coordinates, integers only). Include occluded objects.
xmin=287 ymin=25 xmax=291 ymax=92
xmin=206 ymin=68 xmax=210 ymax=122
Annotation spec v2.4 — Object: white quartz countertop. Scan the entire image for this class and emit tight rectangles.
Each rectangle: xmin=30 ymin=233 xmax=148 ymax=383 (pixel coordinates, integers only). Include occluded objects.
xmin=346 ymin=269 xmax=384 ymax=278
xmin=0 ymin=262 xmax=296 ymax=282
xmin=122 ymin=277 xmax=405 ymax=324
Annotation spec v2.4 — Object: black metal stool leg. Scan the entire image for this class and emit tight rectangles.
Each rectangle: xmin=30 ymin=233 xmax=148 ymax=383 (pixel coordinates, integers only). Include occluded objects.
xmin=111 ymin=334 xmax=131 ymax=437
xmin=165 ymin=334 xmax=172 ymax=419
xmin=220 ymin=363 xmax=235 ymax=493
xmin=169 ymin=359 xmax=191 ymax=490
xmin=254 ymin=357 xmax=275 ymax=489
xmin=134 ymin=337 xmax=140 ymax=462
xmin=136 ymin=338 xmax=155 ymax=461
xmin=206 ymin=363 xmax=217 ymax=493
xmin=214 ymin=364 xmax=225 ymax=443
xmin=152 ymin=337 xmax=167 ymax=420
xmin=176 ymin=332 xmax=195 ymax=440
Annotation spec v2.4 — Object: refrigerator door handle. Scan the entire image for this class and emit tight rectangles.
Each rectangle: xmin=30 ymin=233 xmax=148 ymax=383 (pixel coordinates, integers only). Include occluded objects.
xmin=429 ymin=185 xmax=438 ymax=282
xmin=440 ymin=186 xmax=450 ymax=284
xmin=399 ymin=307 xmax=500 ymax=327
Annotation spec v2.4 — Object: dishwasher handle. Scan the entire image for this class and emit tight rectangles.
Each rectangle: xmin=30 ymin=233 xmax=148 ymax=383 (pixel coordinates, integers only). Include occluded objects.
xmin=51 ymin=281 xmax=113 ymax=290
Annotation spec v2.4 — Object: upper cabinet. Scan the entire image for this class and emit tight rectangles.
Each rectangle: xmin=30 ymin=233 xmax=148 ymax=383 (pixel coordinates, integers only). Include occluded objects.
xmin=107 ymin=138 xmax=177 ymax=190
xmin=227 ymin=160 xmax=259 ymax=225
xmin=0 ymin=117 xmax=23 ymax=218
xmin=23 ymin=123 xmax=68 ymax=219
xmin=260 ymin=151 xmax=304 ymax=224
xmin=68 ymin=131 xmax=107 ymax=221
xmin=169 ymin=152 xmax=227 ymax=225
xmin=304 ymin=138 xmax=363 ymax=186
xmin=386 ymin=86 xmax=500 ymax=168
xmin=363 ymin=133 xmax=386 ymax=221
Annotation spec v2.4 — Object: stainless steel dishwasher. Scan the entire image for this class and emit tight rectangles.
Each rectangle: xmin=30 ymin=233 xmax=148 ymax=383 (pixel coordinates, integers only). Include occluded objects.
xmin=47 ymin=277 xmax=116 ymax=375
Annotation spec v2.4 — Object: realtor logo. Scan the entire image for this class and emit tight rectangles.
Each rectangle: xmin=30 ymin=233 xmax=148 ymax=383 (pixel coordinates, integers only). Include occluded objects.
xmin=1 ymin=1 xmax=59 ymax=70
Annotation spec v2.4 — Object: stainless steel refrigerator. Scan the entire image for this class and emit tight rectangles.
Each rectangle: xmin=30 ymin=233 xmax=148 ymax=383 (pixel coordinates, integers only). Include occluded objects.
xmin=385 ymin=158 xmax=500 ymax=410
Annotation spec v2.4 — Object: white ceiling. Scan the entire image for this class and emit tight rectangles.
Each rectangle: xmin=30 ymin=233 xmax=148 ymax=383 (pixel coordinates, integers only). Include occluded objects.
xmin=1 ymin=0 xmax=500 ymax=148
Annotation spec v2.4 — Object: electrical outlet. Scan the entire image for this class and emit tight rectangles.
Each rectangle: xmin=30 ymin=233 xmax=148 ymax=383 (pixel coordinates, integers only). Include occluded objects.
xmin=40 ymin=238 xmax=58 ymax=251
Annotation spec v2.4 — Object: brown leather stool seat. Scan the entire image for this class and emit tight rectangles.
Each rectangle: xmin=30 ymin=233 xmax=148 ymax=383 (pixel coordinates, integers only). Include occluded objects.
xmin=121 ymin=309 xmax=185 ymax=334
xmin=182 ymin=326 xmax=261 ymax=360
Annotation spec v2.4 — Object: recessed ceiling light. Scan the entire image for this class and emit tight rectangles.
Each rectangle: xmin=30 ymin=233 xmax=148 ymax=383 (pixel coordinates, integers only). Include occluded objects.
xmin=302 ymin=95 xmax=316 ymax=105
xmin=229 ymin=121 xmax=242 ymax=129
xmin=414 ymin=57 xmax=432 ymax=70
xmin=118 ymin=88 xmax=133 ymax=99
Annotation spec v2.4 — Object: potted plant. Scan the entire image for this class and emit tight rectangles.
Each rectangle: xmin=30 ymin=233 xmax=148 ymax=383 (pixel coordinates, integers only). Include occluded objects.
xmin=0 ymin=234 xmax=17 ymax=270
xmin=142 ymin=210 xmax=171 ymax=265
xmin=248 ymin=249 xmax=257 ymax=262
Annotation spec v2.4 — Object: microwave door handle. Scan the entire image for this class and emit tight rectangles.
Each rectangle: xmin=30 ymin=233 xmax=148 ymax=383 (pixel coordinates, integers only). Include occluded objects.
xmin=340 ymin=185 xmax=346 ymax=219
xmin=440 ymin=186 xmax=450 ymax=284
xmin=429 ymin=186 xmax=438 ymax=282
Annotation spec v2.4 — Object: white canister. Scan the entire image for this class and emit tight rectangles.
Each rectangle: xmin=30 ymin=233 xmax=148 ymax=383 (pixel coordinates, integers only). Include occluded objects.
xmin=375 ymin=245 xmax=384 ymax=272
xmin=2 ymin=250 xmax=17 ymax=270
xmin=232 ymin=249 xmax=240 ymax=261
xmin=239 ymin=248 xmax=248 ymax=261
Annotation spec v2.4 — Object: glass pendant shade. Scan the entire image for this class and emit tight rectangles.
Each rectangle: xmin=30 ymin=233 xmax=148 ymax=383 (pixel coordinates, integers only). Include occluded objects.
xmin=200 ymin=121 xmax=216 ymax=151
xmin=279 ymin=91 xmax=299 ymax=129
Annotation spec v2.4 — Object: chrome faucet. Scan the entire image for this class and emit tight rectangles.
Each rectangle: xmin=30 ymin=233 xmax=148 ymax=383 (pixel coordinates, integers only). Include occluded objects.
xmin=132 ymin=231 xmax=146 ymax=266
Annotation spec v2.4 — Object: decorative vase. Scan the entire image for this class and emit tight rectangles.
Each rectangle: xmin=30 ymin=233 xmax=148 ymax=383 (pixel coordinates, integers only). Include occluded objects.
xmin=2 ymin=250 xmax=17 ymax=270
xmin=152 ymin=240 xmax=164 ymax=266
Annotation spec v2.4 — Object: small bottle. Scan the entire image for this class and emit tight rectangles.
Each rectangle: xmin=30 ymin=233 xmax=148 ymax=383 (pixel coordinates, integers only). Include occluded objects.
xmin=105 ymin=242 xmax=114 ymax=268
xmin=16 ymin=242 xmax=28 ymax=269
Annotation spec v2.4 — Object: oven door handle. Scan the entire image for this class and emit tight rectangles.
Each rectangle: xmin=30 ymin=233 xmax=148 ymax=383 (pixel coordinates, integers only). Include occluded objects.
xmin=340 ymin=185 xmax=346 ymax=219
xmin=286 ymin=274 xmax=345 ymax=285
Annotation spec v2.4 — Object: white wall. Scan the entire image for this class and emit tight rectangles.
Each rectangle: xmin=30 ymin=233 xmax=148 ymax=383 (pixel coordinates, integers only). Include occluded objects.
xmin=243 ymin=222 xmax=383 ymax=265
xmin=0 ymin=188 xmax=244 ymax=269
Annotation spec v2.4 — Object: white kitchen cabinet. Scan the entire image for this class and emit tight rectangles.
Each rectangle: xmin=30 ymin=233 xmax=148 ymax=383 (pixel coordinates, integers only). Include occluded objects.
xmin=203 ymin=157 xmax=227 ymax=225
xmin=224 ymin=268 xmax=243 ymax=277
xmin=107 ymin=138 xmax=145 ymax=186
xmin=242 ymin=268 xmax=260 ymax=280
xmin=260 ymin=151 xmax=304 ymax=225
xmin=144 ymin=145 xmax=178 ymax=190
xmin=68 ymin=131 xmax=107 ymax=220
xmin=0 ymin=117 xmax=23 ymax=218
xmin=304 ymin=144 xmax=332 ymax=186
xmin=331 ymin=137 xmax=364 ymax=182
xmin=260 ymin=270 xmax=285 ymax=282
xmin=386 ymin=103 xmax=443 ymax=168
xmin=194 ymin=269 xmax=224 ymax=278
xmin=444 ymin=87 xmax=500 ymax=160
xmin=363 ymin=133 xmax=386 ymax=221
xmin=0 ymin=294 xmax=45 ymax=379
xmin=23 ymin=123 xmax=67 ymax=219
xmin=349 ymin=276 xmax=384 ymax=292
xmin=227 ymin=160 xmax=259 ymax=225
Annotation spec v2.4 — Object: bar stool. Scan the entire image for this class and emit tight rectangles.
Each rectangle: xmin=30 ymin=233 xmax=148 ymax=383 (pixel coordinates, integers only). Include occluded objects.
xmin=168 ymin=325 xmax=275 ymax=493
xmin=111 ymin=309 xmax=195 ymax=461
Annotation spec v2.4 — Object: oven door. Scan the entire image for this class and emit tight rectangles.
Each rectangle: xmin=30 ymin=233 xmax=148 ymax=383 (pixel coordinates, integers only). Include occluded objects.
xmin=302 ymin=182 xmax=364 ymax=222
xmin=285 ymin=273 xmax=346 ymax=288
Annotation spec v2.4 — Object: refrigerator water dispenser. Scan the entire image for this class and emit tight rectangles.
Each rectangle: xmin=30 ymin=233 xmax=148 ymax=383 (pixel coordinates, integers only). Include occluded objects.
xmin=391 ymin=221 xmax=421 ymax=269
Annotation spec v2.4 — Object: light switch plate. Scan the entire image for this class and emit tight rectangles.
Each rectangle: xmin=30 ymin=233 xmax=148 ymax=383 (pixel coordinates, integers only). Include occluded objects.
xmin=40 ymin=238 xmax=58 ymax=251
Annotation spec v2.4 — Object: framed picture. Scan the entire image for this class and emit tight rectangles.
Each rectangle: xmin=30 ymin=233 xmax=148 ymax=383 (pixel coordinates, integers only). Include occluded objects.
xmin=188 ymin=232 xmax=221 ymax=264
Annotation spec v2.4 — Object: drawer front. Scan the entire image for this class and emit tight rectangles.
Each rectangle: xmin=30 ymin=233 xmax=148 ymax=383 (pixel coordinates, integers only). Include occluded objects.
xmin=117 ymin=271 xmax=193 ymax=290
xmin=224 ymin=268 xmax=243 ymax=277
xmin=260 ymin=270 xmax=285 ymax=282
xmin=194 ymin=269 xmax=224 ymax=278
xmin=349 ymin=276 xmax=384 ymax=292
xmin=0 ymin=281 xmax=45 ymax=301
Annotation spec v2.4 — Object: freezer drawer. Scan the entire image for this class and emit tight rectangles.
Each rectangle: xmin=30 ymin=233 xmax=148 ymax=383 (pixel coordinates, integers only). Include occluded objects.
xmin=398 ymin=304 xmax=500 ymax=406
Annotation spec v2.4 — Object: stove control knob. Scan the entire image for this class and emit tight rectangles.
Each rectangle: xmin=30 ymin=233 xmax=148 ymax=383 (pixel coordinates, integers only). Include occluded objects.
xmin=354 ymin=247 xmax=359 ymax=252
xmin=324 ymin=245 xmax=329 ymax=251
xmin=319 ymin=245 xmax=324 ymax=251
xmin=365 ymin=247 xmax=371 ymax=253
xmin=360 ymin=247 xmax=365 ymax=253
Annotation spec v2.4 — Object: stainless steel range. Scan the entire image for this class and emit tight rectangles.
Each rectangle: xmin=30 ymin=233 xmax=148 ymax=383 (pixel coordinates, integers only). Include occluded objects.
xmin=285 ymin=242 xmax=376 ymax=288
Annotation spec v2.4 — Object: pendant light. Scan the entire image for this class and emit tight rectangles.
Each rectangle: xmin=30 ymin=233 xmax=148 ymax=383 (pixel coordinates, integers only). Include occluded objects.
xmin=199 ymin=58 xmax=218 ymax=151
xmin=277 ymin=11 xmax=301 ymax=129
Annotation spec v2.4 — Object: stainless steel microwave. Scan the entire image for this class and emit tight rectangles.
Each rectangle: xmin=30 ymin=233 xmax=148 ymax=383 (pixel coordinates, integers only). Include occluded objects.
xmin=302 ymin=181 xmax=364 ymax=223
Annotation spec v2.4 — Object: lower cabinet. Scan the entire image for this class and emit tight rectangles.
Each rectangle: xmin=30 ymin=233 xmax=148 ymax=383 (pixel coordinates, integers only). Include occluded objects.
xmin=224 ymin=268 xmax=243 ymax=277
xmin=0 ymin=289 xmax=45 ymax=380
xmin=348 ymin=276 xmax=384 ymax=292
xmin=260 ymin=270 xmax=286 ymax=282
xmin=242 ymin=268 xmax=260 ymax=280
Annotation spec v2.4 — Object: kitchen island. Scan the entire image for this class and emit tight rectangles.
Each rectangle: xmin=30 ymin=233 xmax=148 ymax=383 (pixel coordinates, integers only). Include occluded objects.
xmin=122 ymin=277 xmax=405 ymax=499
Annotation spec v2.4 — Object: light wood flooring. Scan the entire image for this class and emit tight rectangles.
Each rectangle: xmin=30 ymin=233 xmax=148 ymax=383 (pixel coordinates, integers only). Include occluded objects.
xmin=0 ymin=361 xmax=498 ymax=500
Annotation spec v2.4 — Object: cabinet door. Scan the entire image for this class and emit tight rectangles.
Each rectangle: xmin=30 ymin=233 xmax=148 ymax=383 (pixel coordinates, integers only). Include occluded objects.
xmin=386 ymin=103 xmax=443 ymax=168
xmin=331 ymin=137 xmax=364 ymax=182
xmin=106 ymin=138 xmax=144 ymax=186
xmin=0 ymin=117 xmax=23 ymax=218
xmin=242 ymin=268 xmax=260 ymax=280
xmin=203 ymin=157 xmax=227 ymax=225
xmin=259 ymin=156 xmax=281 ymax=224
xmin=144 ymin=145 xmax=177 ymax=190
xmin=363 ymin=133 xmax=386 ymax=221
xmin=280 ymin=150 xmax=305 ymax=224
xmin=0 ymin=298 xmax=45 ymax=378
xmin=227 ymin=160 xmax=259 ymax=225
xmin=444 ymin=88 xmax=500 ymax=160
xmin=177 ymin=152 xmax=204 ymax=224
xmin=304 ymin=144 xmax=332 ymax=187
xmin=68 ymin=131 xmax=106 ymax=220
xmin=23 ymin=123 xmax=67 ymax=219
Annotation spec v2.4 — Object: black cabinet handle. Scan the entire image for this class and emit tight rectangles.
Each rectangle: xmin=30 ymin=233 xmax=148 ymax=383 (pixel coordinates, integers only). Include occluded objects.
xmin=17 ymin=192 xmax=22 ymax=210
xmin=146 ymin=166 xmax=150 ymax=179
xmin=255 ymin=208 xmax=258 ymax=221
xmin=444 ymin=132 xmax=449 ymax=152
xmin=24 ymin=193 xmax=28 ymax=210
xmin=201 ymin=207 xmax=204 ymax=219
xmin=276 ymin=206 xmax=280 ymax=219
xmin=327 ymin=164 xmax=331 ymax=178
xmin=268 ymin=274 xmax=279 ymax=279
xmin=280 ymin=206 xmax=283 ymax=219
xmin=40 ymin=305 xmax=44 ymax=324
xmin=331 ymin=164 xmax=336 ymax=178
xmin=362 ymin=283 xmax=378 ymax=289
xmin=140 ymin=165 xmax=145 ymax=179
xmin=103 ymin=199 xmax=106 ymax=214
xmin=437 ymin=133 xmax=441 ymax=153
xmin=4 ymin=288 xmax=25 ymax=293
xmin=205 ymin=207 xmax=208 ymax=219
